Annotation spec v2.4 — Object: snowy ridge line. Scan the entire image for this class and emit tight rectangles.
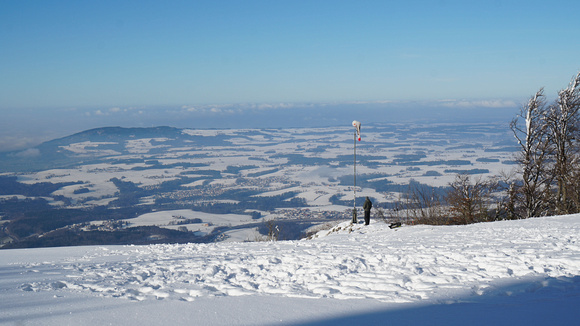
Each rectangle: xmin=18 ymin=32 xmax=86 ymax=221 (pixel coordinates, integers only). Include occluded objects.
xmin=17 ymin=215 xmax=580 ymax=304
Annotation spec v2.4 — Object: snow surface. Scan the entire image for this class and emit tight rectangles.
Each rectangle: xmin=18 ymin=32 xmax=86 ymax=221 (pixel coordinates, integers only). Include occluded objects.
xmin=121 ymin=209 xmax=260 ymax=241
xmin=1 ymin=215 xmax=579 ymax=325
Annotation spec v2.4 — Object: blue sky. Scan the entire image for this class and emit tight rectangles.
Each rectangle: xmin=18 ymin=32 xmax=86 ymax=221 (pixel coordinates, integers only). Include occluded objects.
xmin=2 ymin=0 xmax=579 ymax=108
xmin=0 ymin=1 xmax=579 ymax=150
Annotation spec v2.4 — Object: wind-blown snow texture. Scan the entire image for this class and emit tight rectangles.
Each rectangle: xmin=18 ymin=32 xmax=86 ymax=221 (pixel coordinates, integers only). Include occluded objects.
xmin=1 ymin=215 xmax=579 ymax=325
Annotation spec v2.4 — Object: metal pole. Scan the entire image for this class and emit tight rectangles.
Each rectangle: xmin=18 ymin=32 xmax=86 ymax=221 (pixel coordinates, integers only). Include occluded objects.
xmin=352 ymin=130 xmax=357 ymax=223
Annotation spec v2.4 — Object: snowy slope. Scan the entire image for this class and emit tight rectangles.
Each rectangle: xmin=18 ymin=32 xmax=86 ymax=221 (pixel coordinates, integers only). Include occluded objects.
xmin=1 ymin=215 xmax=579 ymax=325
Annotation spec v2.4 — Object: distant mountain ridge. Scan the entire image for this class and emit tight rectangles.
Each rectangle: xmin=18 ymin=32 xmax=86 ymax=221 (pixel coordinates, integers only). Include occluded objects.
xmin=0 ymin=126 xmax=209 ymax=172
xmin=43 ymin=126 xmax=183 ymax=146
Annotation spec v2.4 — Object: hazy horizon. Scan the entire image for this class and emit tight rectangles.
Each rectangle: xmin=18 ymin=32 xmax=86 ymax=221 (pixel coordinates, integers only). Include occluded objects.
xmin=0 ymin=99 xmax=520 ymax=152
xmin=2 ymin=1 xmax=579 ymax=151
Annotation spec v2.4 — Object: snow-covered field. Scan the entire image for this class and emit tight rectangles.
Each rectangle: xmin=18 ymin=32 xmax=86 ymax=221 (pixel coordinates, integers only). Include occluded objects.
xmin=1 ymin=214 xmax=579 ymax=325
xmin=120 ymin=209 xmax=261 ymax=241
xmin=9 ymin=123 xmax=516 ymax=210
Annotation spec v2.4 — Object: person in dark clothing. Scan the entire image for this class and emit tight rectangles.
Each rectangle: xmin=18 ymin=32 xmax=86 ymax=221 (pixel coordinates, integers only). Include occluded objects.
xmin=363 ymin=197 xmax=372 ymax=225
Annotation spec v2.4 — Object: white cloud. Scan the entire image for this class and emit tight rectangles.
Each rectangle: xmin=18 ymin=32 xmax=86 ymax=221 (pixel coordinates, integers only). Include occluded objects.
xmin=438 ymin=99 xmax=518 ymax=108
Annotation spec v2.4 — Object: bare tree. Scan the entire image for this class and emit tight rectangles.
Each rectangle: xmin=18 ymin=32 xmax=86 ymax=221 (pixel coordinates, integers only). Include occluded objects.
xmin=485 ymin=172 xmax=518 ymax=221
xmin=404 ymin=181 xmax=446 ymax=225
xmin=544 ymin=72 xmax=580 ymax=214
xmin=568 ymin=154 xmax=580 ymax=211
xmin=258 ymin=218 xmax=281 ymax=241
xmin=445 ymin=174 xmax=494 ymax=224
xmin=510 ymin=88 xmax=553 ymax=218
xmin=504 ymin=181 xmax=518 ymax=220
xmin=374 ymin=206 xmax=387 ymax=223
xmin=386 ymin=193 xmax=408 ymax=224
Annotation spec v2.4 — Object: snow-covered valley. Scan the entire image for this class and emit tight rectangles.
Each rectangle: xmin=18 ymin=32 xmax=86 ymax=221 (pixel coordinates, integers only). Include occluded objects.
xmin=1 ymin=214 xmax=579 ymax=325
xmin=1 ymin=123 xmax=517 ymax=248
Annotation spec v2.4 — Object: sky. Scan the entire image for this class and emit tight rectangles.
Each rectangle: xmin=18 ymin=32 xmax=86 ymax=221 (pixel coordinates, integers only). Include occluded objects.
xmin=1 ymin=0 xmax=580 ymax=150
